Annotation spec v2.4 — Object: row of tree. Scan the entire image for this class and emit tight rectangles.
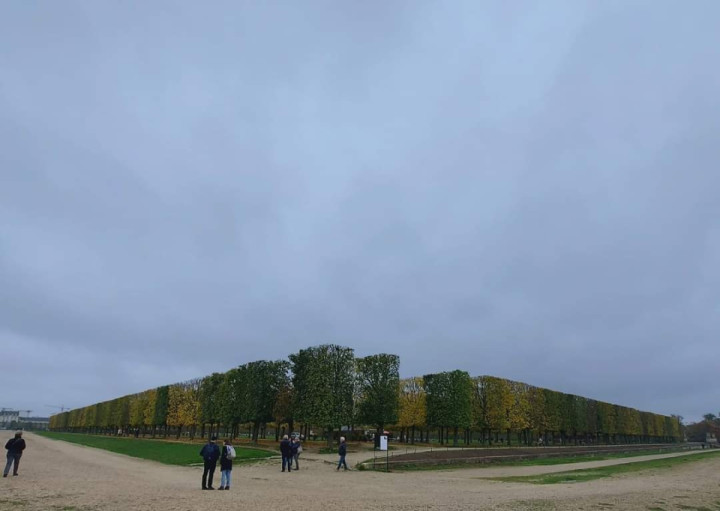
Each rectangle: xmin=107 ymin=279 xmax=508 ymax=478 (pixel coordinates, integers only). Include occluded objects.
xmin=49 ymin=345 xmax=682 ymax=445
xmin=395 ymin=372 xmax=682 ymax=445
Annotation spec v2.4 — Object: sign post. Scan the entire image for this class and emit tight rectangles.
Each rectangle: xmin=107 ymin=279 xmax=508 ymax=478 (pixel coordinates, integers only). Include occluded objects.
xmin=379 ymin=434 xmax=388 ymax=472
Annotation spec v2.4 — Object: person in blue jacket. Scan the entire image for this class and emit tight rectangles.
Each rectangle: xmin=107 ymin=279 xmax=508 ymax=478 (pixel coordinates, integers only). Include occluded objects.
xmin=279 ymin=435 xmax=293 ymax=472
xmin=199 ymin=436 xmax=220 ymax=489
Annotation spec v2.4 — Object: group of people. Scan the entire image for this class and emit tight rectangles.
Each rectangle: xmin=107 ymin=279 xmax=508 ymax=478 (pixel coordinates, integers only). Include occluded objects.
xmin=4 ymin=428 xmax=350 ymax=489
xmin=199 ymin=436 xmax=234 ymax=490
xmin=198 ymin=433 xmax=350 ymax=489
xmin=278 ymin=434 xmax=303 ymax=472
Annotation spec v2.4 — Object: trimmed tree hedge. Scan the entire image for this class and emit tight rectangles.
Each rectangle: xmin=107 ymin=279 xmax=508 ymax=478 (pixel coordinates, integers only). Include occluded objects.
xmin=50 ymin=346 xmax=682 ymax=446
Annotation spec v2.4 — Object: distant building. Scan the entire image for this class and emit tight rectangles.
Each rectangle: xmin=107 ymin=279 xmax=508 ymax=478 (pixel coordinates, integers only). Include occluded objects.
xmin=0 ymin=410 xmax=20 ymax=428
xmin=0 ymin=411 xmax=49 ymax=431
xmin=21 ymin=417 xmax=50 ymax=431
xmin=686 ymin=421 xmax=719 ymax=445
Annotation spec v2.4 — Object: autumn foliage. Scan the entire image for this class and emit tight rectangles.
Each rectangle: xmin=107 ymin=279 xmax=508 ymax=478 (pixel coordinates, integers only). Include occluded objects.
xmin=49 ymin=345 xmax=682 ymax=445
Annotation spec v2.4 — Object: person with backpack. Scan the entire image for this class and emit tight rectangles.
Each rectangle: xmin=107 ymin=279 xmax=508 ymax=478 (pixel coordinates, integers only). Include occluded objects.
xmin=199 ymin=436 xmax=220 ymax=490
xmin=291 ymin=437 xmax=302 ymax=470
xmin=219 ymin=439 xmax=235 ymax=490
xmin=3 ymin=431 xmax=25 ymax=477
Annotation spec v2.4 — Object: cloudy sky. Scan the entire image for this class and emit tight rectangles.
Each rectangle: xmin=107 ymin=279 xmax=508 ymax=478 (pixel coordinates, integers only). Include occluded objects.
xmin=2 ymin=1 xmax=718 ymax=423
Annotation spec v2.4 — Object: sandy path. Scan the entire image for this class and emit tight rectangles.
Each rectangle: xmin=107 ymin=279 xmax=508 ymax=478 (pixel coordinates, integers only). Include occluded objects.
xmin=2 ymin=433 xmax=719 ymax=510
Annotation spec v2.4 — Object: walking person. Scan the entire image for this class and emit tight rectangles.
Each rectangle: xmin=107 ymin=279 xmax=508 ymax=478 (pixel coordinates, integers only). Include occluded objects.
xmin=219 ymin=439 xmax=234 ymax=490
xmin=3 ymin=431 xmax=25 ymax=477
xmin=291 ymin=437 xmax=302 ymax=470
xmin=279 ymin=435 xmax=292 ymax=472
xmin=199 ymin=436 xmax=220 ymax=490
xmin=336 ymin=436 xmax=348 ymax=471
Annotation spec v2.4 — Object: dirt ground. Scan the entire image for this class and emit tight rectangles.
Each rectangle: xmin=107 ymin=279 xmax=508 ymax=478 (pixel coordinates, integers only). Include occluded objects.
xmin=2 ymin=432 xmax=719 ymax=511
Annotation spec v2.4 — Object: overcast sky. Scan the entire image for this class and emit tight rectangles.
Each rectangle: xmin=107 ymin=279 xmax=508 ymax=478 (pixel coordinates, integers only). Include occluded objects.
xmin=2 ymin=1 xmax=718 ymax=423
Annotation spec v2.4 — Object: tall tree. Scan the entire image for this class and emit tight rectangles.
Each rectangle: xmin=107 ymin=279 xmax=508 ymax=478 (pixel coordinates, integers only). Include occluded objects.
xmin=508 ymin=380 xmax=530 ymax=445
xmin=154 ymin=385 xmax=170 ymax=436
xmin=397 ymin=377 xmax=426 ymax=444
xmin=356 ymin=354 xmax=400 ymax=441
xmin=543 ymin=389 xmax=563 ymax=443
xmin=199 ymin=372 xmax=225 ymax=438
xmin=167 ymin=379 xmax=201 ymax=438
xmin=485 ymin=376 xmax=512 ymax=443
xmin=245 ymin=360 xmax=290 ymax=442
xmin=290 ymin=344 xmax=355 ymax=447
xmin=424 ymin=370 xmax=472 ymax=445
xmin=143 ymin=389 xmax=157 ymax=435
xmin=129 ymin=393 xmax=145 ymax=429
xmin=272 ymin=383 xmax=294 ymax=441
xmin=218 ymin=367 xmax=248 ymax=438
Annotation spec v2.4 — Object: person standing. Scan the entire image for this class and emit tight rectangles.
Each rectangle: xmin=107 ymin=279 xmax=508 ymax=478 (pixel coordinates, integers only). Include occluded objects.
xmin=199 ymin=436 xmax=220 ymax=489
xmin=279 ymin=435 xmax=292 ymax=472
xmin=3 ymin=431 xmax=25 ymax=477
xmin=219 ymin=439 xmax=233 ymax=490
xmin=336 ymin=436 xmax=348 ymax=471
xmin=291 ymin=437 xmax=302 ymax=470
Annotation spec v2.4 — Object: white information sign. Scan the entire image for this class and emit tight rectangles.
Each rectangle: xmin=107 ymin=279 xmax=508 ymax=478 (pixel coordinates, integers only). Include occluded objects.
xmin=379 ymin=435 xmax=388 ymax=451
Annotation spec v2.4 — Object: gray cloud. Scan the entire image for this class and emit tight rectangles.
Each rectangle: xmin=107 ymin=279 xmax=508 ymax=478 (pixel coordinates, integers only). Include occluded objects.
xmin=1 ymin=0 xmax=719 ymax=423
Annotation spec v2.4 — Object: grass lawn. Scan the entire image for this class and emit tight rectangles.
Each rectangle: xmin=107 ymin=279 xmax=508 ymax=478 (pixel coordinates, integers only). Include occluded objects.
xmin=38 ymin=432 xmax=274 ymax=466
xmin=487 ymin=450 xmax=720 ymax=484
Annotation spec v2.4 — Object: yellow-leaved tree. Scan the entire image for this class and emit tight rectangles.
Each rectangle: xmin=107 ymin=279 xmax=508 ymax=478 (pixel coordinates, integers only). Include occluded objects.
xmin=397 ymin=377 xmax=426 ymax=443
xmin=143 ymin=388 xmax=157 ymax=435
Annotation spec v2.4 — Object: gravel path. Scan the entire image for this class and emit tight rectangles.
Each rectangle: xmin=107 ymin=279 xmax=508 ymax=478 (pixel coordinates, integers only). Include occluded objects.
xmin=2 ymin=432 xmax=719 ymax=510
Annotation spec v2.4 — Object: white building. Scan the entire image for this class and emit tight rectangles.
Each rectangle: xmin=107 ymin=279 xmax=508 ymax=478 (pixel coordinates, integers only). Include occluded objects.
xmin=0 ymin=410 xmax=20 ymax=428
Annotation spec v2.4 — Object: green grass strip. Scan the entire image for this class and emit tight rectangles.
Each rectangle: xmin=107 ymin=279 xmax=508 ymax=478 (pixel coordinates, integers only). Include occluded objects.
xmin=487 ymin=450 xmax=720 ymax=484
xmin=37 ymin=432 xmax=274 ymax=466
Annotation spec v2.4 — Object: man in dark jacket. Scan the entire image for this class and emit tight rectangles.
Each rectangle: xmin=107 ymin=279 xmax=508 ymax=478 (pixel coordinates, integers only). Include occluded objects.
xmin=199 ymin=436 xmax=220 ymax=489
xmin=279 ymin=434 xmax=292 ymax=472
xmin=4 ymin=431 xmax=25 ymax=477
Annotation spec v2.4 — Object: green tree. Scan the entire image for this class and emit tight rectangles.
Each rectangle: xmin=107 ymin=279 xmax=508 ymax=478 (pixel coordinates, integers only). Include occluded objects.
xmin=245 ymin=360 xmax=290 ymax=442
xmin=218 ymin=367 xmax=249 ymax=438
xmin=597 ymin=401 xmax=617 ymax=442
xmin=199 ymin=372 xmax=225 ymax=439
xmin=154 ymin=386 xmax=170 ymax=436
xmin=543 ymin=389 xmax=563 ymax=443
xmin=559 ymin=393 xmax=577 ymax=444
xmin=290 ymin=344 xmax=355 ymax=447
xmin=424 ymin=370 xmax=472 ymax=445
xmin=356 ymin=354 xmax=400 ymax=440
